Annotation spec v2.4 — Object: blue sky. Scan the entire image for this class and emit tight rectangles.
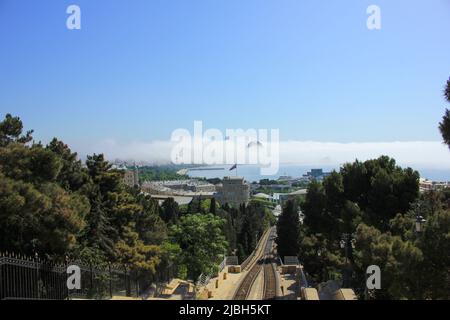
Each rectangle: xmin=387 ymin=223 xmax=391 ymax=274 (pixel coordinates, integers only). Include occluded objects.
xmin=1 ymin=1 xmax=450 ymax=166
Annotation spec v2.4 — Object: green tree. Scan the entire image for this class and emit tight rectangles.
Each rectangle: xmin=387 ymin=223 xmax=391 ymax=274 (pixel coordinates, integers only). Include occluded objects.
xmin=340 ymin=200 xmax=363 ymax=234
xmin=159 ymin=241 xmax=184 ymax=280
xmin=339 ymin=156 xmax=419 ymax=230
xmin=80 ymin=192 xmax=116 ymax=258
xmin=299 ymin=156 xmax=424 ymax=299
xmin=0 ymin=113 xmax=33 ymax=147
xmin=169 ymin=214 xmax=228 ymax=280
xmin=0 ymin=114 xmax=89 ymax=257
xmin=114 ymin=223 xmax=161 ymax=276
xmin=353 ymin=223 xmax=424 ymax=299
xmin=160 ymin=197 xmax=180 ymax=224
xmin=209 ymin=197 xmax=217 ymax=215
xmin=324 ymin=171 xmax=345 ymax=216
xmin=80 ymin=155 xmax=120 ymax=259
xmin=417 ymin=209 xmax=450 ymax=299
xmin=46 ymin=138 xmax=88 ymax=191
xmin=0 ymin=143 xmax=63 ymax=184
xmin=439 ymin=78 xmax=450 ymax=148
xmin=0 ymin=161 xmax=88 ymax=257
xmin=441 ymin=109 xmax=450 ymax=148
xmin=236 ymin=202 xmax=270 ymax=258
xmin=323 ymin=171 xmax=345 ymax=238
xmin=216 ymin=208 xmax=237 ymax=254
xmin=301 ymin=180 xmax=327 ymax=234
xmin=238 ymin=204 xmax=257 ymax=256
xmin=134 ymin=193 xmax=167 ymax=245
xmin=276 ymin=200 xmax=300 ymax=260
xmin=341 ymin=160 xmax=369 ymax=205
xmin=299 ymin=232 xmax=343 ymax=284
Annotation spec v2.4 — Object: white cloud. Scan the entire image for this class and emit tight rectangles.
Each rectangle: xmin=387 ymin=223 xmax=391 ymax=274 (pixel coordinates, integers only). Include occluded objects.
xmin=278 ymin=141 xmax=450 ymax=169
xmin=69 ymin=139 xmax=450 ymax=169
xmin=70 ymin=139 xmax=174 ymax=164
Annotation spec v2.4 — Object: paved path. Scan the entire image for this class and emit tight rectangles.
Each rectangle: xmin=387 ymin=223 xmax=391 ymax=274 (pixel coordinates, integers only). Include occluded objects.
xmin=206 ymin=271 xmax=242 ymax=300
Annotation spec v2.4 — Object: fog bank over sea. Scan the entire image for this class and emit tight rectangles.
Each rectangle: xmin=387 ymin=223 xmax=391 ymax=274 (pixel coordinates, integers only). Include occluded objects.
xmin=187 ymin=164 xmax=450 ymax=182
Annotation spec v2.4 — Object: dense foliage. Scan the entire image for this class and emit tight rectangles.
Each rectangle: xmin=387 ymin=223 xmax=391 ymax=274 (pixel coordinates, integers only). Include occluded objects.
xmin=296 ymin=156 xmax=449 ymax=299
xmin=439 ymin=78 xmax=450 ymax=148
xmin=170 ymin=214 xmax=228 ymax=280
xmin=138 ymin=165 xmax=188 ymax=182
xmin=0 ymin=113 xmax=275 ymax=290
xmin=276 ymin=200 xmax=300 ymax=260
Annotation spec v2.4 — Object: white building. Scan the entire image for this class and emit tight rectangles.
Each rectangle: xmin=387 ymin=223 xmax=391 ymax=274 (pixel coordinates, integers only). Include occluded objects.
xmin=419 ymin=178 xmax=450 ymax=192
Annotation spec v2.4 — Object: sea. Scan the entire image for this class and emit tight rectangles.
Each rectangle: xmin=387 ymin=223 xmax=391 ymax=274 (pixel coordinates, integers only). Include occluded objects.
xmin=186 ymin=164 xmax=450 ymax=182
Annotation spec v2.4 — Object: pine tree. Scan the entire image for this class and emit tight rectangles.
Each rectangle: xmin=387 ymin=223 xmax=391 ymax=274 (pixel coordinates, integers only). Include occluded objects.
xmin=0 ymin=113 xmax=33 ymax=147
xmin=46 ymin=138 xmax=88 ymax=191
xmin=81 ymin=193 xmax=116 ymax=259
xmin=439 ymin=78 xmax=450 ymax=148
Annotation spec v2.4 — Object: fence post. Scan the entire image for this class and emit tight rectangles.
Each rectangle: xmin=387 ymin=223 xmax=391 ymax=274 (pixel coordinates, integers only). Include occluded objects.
xmin=126 ymin=267 xmax=131 ymax=297
xmin=135 ymin=274 xmax=139 ymax=298
xmin=90 ymin=263 xmax=94 ymax=298
xmin=65 ymin=257 xmax=69 ymax=300
xmin=0 ymin=256 xmax=2 ymax=300
xmin=35 ymin=253 xmax=40 ymax=300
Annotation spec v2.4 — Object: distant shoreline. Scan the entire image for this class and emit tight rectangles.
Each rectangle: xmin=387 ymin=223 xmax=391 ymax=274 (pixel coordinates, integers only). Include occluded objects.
xmin=179 ymin=164 xmax=450 ymax=183
xmin=188 ymin=167 xmax=226 ymax=171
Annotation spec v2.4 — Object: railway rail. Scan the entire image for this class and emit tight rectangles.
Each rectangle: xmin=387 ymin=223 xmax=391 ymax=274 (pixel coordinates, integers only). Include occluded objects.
xmin=233 ymin=227 xmax=278 ymax=300
xmin=263 ymin=257 xmax=277 ymax=300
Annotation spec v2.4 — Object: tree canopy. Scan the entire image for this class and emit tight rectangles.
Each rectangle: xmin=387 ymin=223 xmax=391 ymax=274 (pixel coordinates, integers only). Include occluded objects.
xmin=0 ymin=113 xmax=276 ymax=289
xmin=276 ymin=200 xmax=300 ymax=260
xmin=296 ymin=156 xmax=449 ymax=299
xmin=169 ymin=213 xmax=228 ymax=280
xmin=439 ymin=78 xmax=450 ymax=148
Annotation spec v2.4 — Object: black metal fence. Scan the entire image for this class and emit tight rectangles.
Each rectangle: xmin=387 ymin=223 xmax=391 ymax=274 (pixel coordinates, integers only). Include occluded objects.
xmin=0 ymin=252 xmax=136 ymax=300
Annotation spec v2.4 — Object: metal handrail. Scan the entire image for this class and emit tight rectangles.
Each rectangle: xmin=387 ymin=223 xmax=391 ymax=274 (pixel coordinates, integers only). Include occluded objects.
xmin=196 ymin=254 xmax=228 ymax=288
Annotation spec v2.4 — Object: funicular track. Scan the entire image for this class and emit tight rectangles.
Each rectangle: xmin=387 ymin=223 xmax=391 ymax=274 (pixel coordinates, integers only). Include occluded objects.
xmin=233 ymin=227 xmax=278 ymax=300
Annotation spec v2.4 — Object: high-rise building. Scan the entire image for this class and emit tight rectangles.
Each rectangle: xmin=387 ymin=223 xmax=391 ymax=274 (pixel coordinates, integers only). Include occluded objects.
xmin=214 ymin=176 xmax=250 ymax=206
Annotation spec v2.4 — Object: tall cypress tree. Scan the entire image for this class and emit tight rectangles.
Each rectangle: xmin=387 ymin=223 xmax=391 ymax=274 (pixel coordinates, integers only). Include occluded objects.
xmin=276 ymin=200 xmax=300 ymax=261
xmin=160 ymin=197 xmax=180 ymax=224
xmin=209 ymin=197 xmax=216 ymax=215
